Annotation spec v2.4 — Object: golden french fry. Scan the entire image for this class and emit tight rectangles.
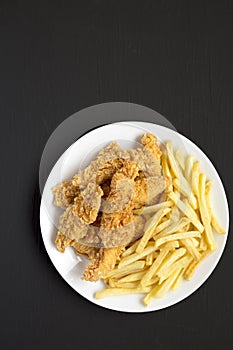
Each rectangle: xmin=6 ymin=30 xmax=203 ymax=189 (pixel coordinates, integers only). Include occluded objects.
xmin=173 ymin=176 xmax=197 ymax=210
xmin=105 ymin=261 xmax=145 ymax=279
xmin=158 ymin=255 xmax=192 ymax=283
xmin=140 ymin=241 xmax=179 ymax=287
xmin=156 ymin=247 xmax=187 ymax=274
xmin=154 ymin=219 xmax=172 ymax=234
xmin=118 ymin=244 xmax=155 ymax=268
xmin=154 ymin=268 xmax=181 ymax=299
xmin=180 ymin=238 xmax=201 ymax=261
xmin=191 ymin=161 xmax=200 ymax=196
xmin=161 ymin=154 xmax=173 ymax=189
xmin=168 ymin=192 xmax=204 ymax=232
xmin=199 ymin=236 xmax=207 ymax=252
xmin=171 ymin=268 xmax=184 ymax=291
xmin=154 ymin=231 xmax=201 ymax=248
xmin=121 ymin=240 xmax=139 ymax=257
xmin=140 ymin=201 xmax=173 ymax=215
xmin=118 ymin=270 xmax=147 ymax=283
xmin=144 ymin=207 xmax=171 ymax=232
xmin=154 ymin=217 xmax=191 ymax=239
xmin=184 ymin=155 xmax=194 ymax=183
xmin=136 ymin=208 xmax=170 ymax=254
xmin=175 ymin=149 xmax=185 ymax=171
xmin=205 ymin=181 xmax=225 ymax=234
xmin=95 ymin=286 xmax=151 ymax=299
xmin=189 ymin=237 xmax=199 ymax=247
xmin=112 ymin=282 xmax=140 ymax=289
xmin=185 ymin=250 xmax=211 ymax=280
xmin=166 ymin=141 xmax=180 ymax=178
xmin=146 ymin=252 xmax=154 ymax=266
xmin=198 ymin=174 xmax=216 ymax=251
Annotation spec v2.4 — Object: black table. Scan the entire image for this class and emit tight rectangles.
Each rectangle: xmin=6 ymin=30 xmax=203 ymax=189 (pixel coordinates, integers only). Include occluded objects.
xmin=1 ymin=1 xmax=232 ymax=349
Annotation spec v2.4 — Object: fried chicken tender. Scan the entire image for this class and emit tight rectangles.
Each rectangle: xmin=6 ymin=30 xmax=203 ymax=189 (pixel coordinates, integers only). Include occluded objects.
xmin=58 ymin=206 xmax=88 ymax=241
xmin=100 ymin=160 xmax=139 ymax=229
xmin=73 ymin=183 xmax=103 ymax=224
xmin=141 ymin=133 xmax=162 ymax=162
xmin=52 ymin=180 xmax=80 ymax=208
xmin=133 ymin=175 xmax=167 ymax=208
xmin=74 ymin=142 xmax=123 ymax=189
xmin=82 ymin=246 xmax=125 ymax=282
xmin=55 ymin=231 xmax=99 ymax=259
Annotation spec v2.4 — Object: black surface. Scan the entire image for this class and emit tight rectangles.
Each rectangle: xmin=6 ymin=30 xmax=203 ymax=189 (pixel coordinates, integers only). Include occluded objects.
xmin=1 ymin=1 xmax=233 ymax=349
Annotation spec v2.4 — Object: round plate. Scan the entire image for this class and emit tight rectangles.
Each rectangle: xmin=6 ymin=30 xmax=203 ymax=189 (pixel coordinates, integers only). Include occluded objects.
xmin=40 ymin=121 xmax=229 ymax=312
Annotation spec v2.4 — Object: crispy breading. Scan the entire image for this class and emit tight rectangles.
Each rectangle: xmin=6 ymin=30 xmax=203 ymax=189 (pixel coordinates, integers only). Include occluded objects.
xmin=55 ymin=231 xmax=99 ymax=259
xmin=141 ymin=133 xmax=162 ymax=162
xmin=83 ymin=246 xmax=125 ymax=282
xmin=133 ymin=175 xmax=167 ymax=208
xmin=73 ymin=183 xmax=103 ymax=224
xmin=58 ymin=206 xmax=88 ymax=241
xmin=52 ymin=180 xmax=80 ymax=208
xmin=74 ymin=142 xmax=123 ymax=189
xmin=98 ymin=215 xmax=146 ymax=248
xmin=100 ymin=160 xmax=139 ymax=229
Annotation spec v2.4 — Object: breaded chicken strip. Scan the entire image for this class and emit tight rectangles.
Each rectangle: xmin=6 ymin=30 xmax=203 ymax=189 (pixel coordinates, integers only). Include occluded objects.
xmin=100 ymin=160 xmax=139 ymax=229
xmin=73 ymin=183 xmax=103 ymax=224
xmin=82 ymin=246 xmax=125 ymax=282
xmin=52 ymin=180 xmax=80 ymax=208
xmin=73 ymin=142 xmax=123 ymax=189
xmin=55 ymin=231 xmax=99 ymax=259
xmin=58 ymin=206 xmax=88 ymax=241
xmin=141 ymin=133 xmax=162 ymax=162
xmin=133 ymin=175 xmax=167 ymax=208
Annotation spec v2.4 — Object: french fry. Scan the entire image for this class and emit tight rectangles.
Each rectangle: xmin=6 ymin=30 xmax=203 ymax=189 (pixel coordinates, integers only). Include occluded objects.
xmin=152 ymin=268 xmax=181 ymax=300
xmin=118 ymin=271 xmax=147 ymax=283
xmin=180 ymin=238 xmax=201 ymax=261
xmin=173 ymin=177 xmax=197 ymax=210
xmin=190 ymin=237 xmax=199 ymax=247
xmin=198 ymin=174 xmax=216 ymax=251
xmin=118 ymin=244 xmax=155 ymax=268
xmin=144 ymin=207 xmax=171 ymax=232
xmin=121 ymin=240 xmax=139 ymax=257
xmin=166 ymin=141 xmax=180 ymax=178
xmin=154 ymin=217 xmax=190 ymax=239
xmin=136 ymin=208 xmax=170 ymax=254
xmin=191 ymin=161 xmax=200 ymax=196
xmin=175 ymin=149 xmax=185 ymax=171
xmin=171 ymin=268 xmax=184 ymax=291
xmin=185 ymin=155 xmax=194 ymax=183
xmin=161 ymin=153 xmax=173 ymax=191
xmin=205 ymin=181 xmax=225 ymax=234
xmin=95 ymin=286 xmax=151 ymax=299
xmin=157 ymin=255 xmax=192 ymax=283
xmin=105 ymin=261 xmax=145 ymax=279
xmin=140 ymin=201 xmax=172 ymax=215
xmin=199 ymin=236 xmax=207 ymax=252
xmin=140 ymin=241 xmax=179 ymax=286
xmin=154 ymin=219 xmax=173 ymax=235
xmin=168 ymin=192 xmax=204 ymax=232
xmin=154 ymin=231 xmax=201 ymax=248
xmin=146 ymin=252 xmax=154 ymax=266
xmin=156 ymin=247 xmax=187 ymax=277
xmin=111 ymin=282 xmax=140 ymax=289
xmin=185 ymin=250 xmax=211 ymax=280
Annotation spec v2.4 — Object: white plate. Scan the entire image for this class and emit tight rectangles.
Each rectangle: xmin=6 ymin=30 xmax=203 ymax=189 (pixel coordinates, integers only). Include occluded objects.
xmin=40 ymin=121 xmax=229 ymax=312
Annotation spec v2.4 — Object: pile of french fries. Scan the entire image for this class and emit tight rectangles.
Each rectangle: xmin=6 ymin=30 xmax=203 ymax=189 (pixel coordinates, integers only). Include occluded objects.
xmin=95 ymin=141 xmax=225 ymax=306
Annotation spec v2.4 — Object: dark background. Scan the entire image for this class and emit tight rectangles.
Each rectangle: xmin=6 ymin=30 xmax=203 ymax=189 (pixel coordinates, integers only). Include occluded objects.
xmin=1 ymin=1 xmax=232 ymax=349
